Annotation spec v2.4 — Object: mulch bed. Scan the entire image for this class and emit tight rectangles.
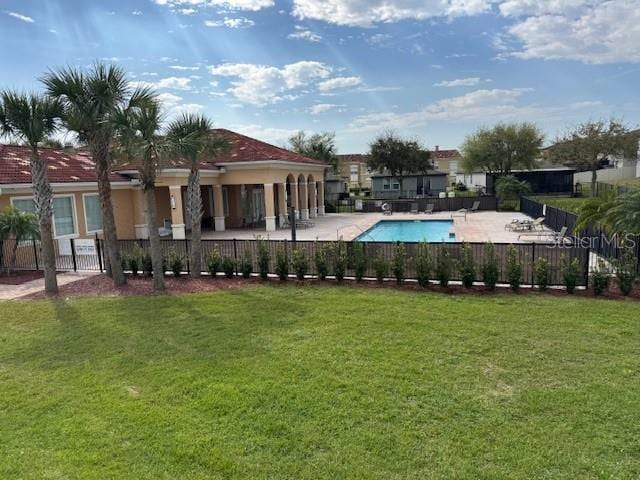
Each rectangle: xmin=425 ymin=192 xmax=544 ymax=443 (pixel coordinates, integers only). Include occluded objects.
xmin=0 ymin=270 xmax=44 ymax=285
xmin=24 ymin=273 xmax=640 ymax=301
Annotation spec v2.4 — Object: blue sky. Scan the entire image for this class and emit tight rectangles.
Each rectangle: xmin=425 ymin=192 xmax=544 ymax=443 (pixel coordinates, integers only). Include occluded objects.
xmin=1 ymin=0 xmax=639 ymax=153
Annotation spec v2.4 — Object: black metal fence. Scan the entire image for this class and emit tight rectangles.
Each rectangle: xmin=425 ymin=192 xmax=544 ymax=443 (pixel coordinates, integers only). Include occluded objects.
xmin=327 ymin=195 xmax=497 ymax=214
xmin=521 ymin=196 xmax=640 ymax=273
xmin=1 ymin=236 xmax=590 ymax=287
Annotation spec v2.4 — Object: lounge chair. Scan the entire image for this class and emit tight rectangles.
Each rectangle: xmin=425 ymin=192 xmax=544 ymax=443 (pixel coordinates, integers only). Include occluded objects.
xmin=424 ymin=203 xmax=434 ymax=214
xmin=296 ymin=219 xmax=315 ymax=229
xmin=506 ymin=217 xmax=545 ymax=232
xmin=410 ymin=203 xmax=419 ymax=214
xmin=518 ymin=226 xmax=568 ymax=243
xmin=451 ymin=200 xmax=480 ymax=220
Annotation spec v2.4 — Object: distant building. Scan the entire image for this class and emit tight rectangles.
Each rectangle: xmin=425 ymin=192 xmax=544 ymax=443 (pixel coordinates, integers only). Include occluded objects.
xmin=336 ymin=154 xmax=372 ymax=192
xmin=371 ymin=171 xmax=448 ymax=199
xmin=431 ymin=146 xmax=462 ymax=185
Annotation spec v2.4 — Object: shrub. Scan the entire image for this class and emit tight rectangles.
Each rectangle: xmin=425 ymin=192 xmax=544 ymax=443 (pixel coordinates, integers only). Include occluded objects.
xmin=374 ymin=252 xmax=388 ymax=284
xmin=239 ymin=251 xmax=252 ymax=279
xmin=392 ymin=242 xmax=406 ymax=285
xmin=291 ymin=249 xmax=308 ymax=281
xmin=222 ymin=256 xmax=236 ymax=278
xmin=562 ymin=256 xmax=581 ymax=294
xmin=415 ymin=242 xmax=431 ymax=288
xmin=207 ymin=246 xmax=222 ymax=277
xmin=275 ymin=245 xmax=289 ymax=281
xmin=128 ymin=254 xmax=139 ymax=276
xmin=482 ymin=242 xmax=499 ymax=291
xmin=534 ymin=257 xmax=551 ymax=291
xmin=121 ymin=254 xmax=129 ymax=273
xmin=314 ymin=242 xmax=328 ymax=280
xmin=458 ymin=243 xmax=475 ymax=289
xmin=352 ymin=243 xmax=367 ymax=282
xmin=506 ymin=245 xmax=522 ymax=291
xmin=165 ymin=249 xmax=185 ymax=277
xmin=435 ymin=247 xmax=451 ymax=288
xmin=591 ymin=259 xmax=610 ymax=296
xmin=140 ymin=251 xmax=153 ymax=277
xmin=257 ymin=238 xmax=270 ymax=280
xmin=333 ymin=240 xmax=347 ymax=283
xmin=615 ymin=251 xmax=637 ymax=296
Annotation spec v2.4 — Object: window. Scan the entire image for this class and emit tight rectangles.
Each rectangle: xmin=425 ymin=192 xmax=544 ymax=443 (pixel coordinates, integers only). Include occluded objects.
xmin=83 ymin=194 xmax=103 ymax=233
xmin=450 ymin=161 xmax=458 ymax=173
xmin=382 ymin=178 xmax=390 ymax=190
xmin=349 ymin=165 xmax=358 ymax=174
xmin=11 ymin=195 xmax=77 ymax=238
xmin=433 ymin=160 xmax=440 ymax=170
xmin=392 ymin=182 xmax=400 ymax=190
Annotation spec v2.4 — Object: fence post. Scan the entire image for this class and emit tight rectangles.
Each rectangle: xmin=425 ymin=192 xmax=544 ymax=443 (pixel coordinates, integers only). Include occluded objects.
xmin=95 ymin=234 xmax=103 ymax=273
xmin=70 ymin=238 xmax=78 ymax=272
xmin=185 ymin=238 xmax=190 ymax=274
xmin=233 ymin=238 xmax=238 ymax=275
xmin=583 ymin=246 xmax=590 ymax=288
xmin=531 ymin=243 xmax=535 ymax=285
xmin=32 ymin=239 xmax=39 ymax=271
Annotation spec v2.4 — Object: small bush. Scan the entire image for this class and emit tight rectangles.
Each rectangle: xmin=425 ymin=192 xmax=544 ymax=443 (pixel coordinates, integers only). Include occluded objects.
xmin=121 ymin=254 xmax=129 ymax=273
xmin=314 ymin=242 xmax=328 ymax=280
xmin=562 ymin=256 xmax=581 ymax=294
xmin=222 ymin=256 xmax=236 ymax=278
xmin=435 ymin=247 xmax=451 ymax=288
xmin=291 ymin=249 xmax=308 ymax=281
xmin=257 ymin=238 xmax=270 ymax=280
xmin=165 ymin=249 xmax=185 ymax=277
xmin=482 ymin=242 xmax=499 ymax=291
xmin=352 ymin=243 xmax=367 ymax=282
xmin=534 ymin=257 xmax=551 ymax=291
xmin=140 ymin=251 xmax=153 ymax=277
xmin=239 ymin=251 xmax=252 ymax=279
xmin=333 ymin=241 xmax=347 ymax=283
xmin=458 ymin=243 xmax=475 ymax=289
xmin=128 ymin=254 xmax=139 ymax=276
xmin=591 ymin=259 xmax=610 ymax=296
xmin=275 ymin=245 xmax=289 ymax=281
xmin=392 ymin=242 xmax=406 ymax=285
xmin=615 ymin=251 xmax=637 ymax=296
xmin=506 ymin=245 xmax=522 ymax=291
xmin=374 ymin=252 xmax=388 ymax=284
xmin=207 ymin=246 xmax=222 ymax=277
xmin=415 ymin=242 xmax=431 ymax=288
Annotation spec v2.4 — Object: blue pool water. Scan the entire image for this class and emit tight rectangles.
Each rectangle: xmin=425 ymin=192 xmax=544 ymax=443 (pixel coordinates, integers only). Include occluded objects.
xmin=356 ymin=220 xmax=455 ymax=243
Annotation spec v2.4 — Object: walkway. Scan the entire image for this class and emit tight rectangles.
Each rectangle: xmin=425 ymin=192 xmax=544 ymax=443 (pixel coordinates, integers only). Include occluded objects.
xmin=0 ymin=272 xmax=98 ymax=300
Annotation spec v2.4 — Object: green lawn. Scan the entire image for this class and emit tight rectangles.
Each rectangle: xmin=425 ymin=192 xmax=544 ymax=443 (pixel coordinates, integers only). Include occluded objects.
xmin=1 ymin=285 xmax=639 ymax=479
xmin=533 ymin=196 xmax=588 ymax=213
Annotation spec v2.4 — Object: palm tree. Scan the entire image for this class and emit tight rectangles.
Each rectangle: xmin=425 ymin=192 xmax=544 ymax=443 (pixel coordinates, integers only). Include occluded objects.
xmin=112 ymin=95 xmax=166 ymax=291
xmin=166 ymin=114 xmax=228 ymax=277
xmin=0 ymin=207 xmax=40 ymax=275
xmin=609 ymin=190 xmax=640 ymax=236
xmin=42 ymin=62 xmax=153 ymax=286
xmin=0 ymin=91 xmax=60 ymax=294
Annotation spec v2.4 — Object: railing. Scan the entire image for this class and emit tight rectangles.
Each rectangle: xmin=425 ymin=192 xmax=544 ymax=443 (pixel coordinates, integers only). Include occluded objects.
xmin=1 ymin=235 xmax=591 ymax=287
xmin=327 ymin=195 xmax=497 ymax=214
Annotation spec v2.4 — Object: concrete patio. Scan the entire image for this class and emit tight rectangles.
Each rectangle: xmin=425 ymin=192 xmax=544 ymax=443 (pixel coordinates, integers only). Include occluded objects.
xmin=200 ymin=211 xmax=539 ymax=242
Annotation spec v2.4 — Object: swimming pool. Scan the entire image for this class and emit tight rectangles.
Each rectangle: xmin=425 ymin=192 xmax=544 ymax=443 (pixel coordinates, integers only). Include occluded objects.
xmin=355 ymin=220 xmax=455 ymax=243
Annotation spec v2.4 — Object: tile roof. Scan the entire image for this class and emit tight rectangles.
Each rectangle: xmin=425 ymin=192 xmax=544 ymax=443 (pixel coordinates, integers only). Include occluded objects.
xmin=212 ymin=129 xmax=325 ymax=165
xmin=432 ymin=149 xmax=460 ymax=159
xmin=0 ymin=144 xmax=130 ymax=185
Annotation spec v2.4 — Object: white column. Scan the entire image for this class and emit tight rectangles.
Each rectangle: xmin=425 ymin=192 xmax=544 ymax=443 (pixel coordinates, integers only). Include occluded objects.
xmin=169 ymin=185 xmax=186 ymax=239
xmin=299 ymin=181 xmax=309 ymax=220
xmin=264 ymin=183 xmax=276 ymax=232
xmin=309 ymin=181 xmax=317 ymax=218
xmin=317 ymin=181 xmax=325 ymax=215
xmin=213 ymin=184 xmax=225 ymax=232
xmin=132 ymin=188 xmax=149 ymax=238
xmin=278 ymin=183 xmax=287 ymax=226
xmin=290 ymin=182 xmax=299 ymax=219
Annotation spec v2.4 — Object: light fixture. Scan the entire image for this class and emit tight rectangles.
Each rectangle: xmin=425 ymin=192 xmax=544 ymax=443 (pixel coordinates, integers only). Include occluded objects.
xmin=170 ymin=195 xmax=176 ymax=209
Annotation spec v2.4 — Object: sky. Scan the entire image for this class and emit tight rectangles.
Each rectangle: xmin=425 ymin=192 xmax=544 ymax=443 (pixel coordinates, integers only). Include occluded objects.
xmin=1 ymin=0 xmax=639 ymax=153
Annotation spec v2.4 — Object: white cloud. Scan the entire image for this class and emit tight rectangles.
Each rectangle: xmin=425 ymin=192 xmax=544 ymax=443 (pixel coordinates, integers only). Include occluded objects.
xmin=309 ymin=103 xmax=345 ymax=114
xmin=7 ymin=11 xmax=35 ymax=23
xmin=174 ymin=103 xmax=205 ymax=114
xmin=179 ymin=8 xmax=197 ymax=15
xmin=157 ymin=92 xmax=183 ymax=107
xmin=155 ymin=76 xmax=193 ymax=90
xmin=505 ymin=2 xmax=640 ymax=64
xmin=434 ymin=77 xmax=481 ymax=87
xmin=204 ymin=17 xmax=255 ymax=27
xmin=498 ymin=0 xmax=590 ymax=17
xmin=288 ymin=26 xmax=322 ymax=42
xmin=170 ymin=65 xmax=200 ymax=71
xmin=318 ymin=76 xmax=362 ymax=91
xmin=230 ymin=124 xmax=299 ymax=145
xmin=132 ymin=10 xmax=143 ymax=15
xmin=348 ymin=88 xmax=537 ymax=132
xmin=291 ymin=0 xmax=491 ymax=27
xmin=153 ymin=0 xmax=274 ymax=12
xmin=208 ymin=61 xmax=332 ymax=105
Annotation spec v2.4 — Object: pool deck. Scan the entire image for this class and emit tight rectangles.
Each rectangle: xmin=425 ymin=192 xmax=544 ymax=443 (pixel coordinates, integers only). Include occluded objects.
xmin=201 ymin=211 xmax=538 ymax=243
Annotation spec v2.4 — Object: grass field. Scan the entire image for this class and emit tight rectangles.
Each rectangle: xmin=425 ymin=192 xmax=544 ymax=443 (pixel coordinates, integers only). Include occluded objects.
xmin=1 ymin=285 xmax=639 ymax=479
xmin=533 ymin=196 xmax=588 ymax=213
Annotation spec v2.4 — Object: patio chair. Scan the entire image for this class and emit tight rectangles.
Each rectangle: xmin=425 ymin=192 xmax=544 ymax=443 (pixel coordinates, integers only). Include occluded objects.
xmin=424 ymin=203 xmax=434 ymax=214
xmin=506 ymin=216 xmax=545 ymax=232
xmin=518 ymin=226 xmax=568 ymax=243
xmin=158 ymin=219 xmax=172 ymax=237
xmin=296 ymin=219 xmax=315 ymax=229
xmin=451 ymin=200 xmax=480 ymax=221
xmin=410 ymin=203 xmax=419 ymax=214
xmin=382 ymin=203 xmax=393 ymax=216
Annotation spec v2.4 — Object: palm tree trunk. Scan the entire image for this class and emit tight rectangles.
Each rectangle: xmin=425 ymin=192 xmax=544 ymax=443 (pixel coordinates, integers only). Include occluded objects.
xmin=93 ymin=143 xmax=126 ymax=285
xmin=144 ymin=186 xmax=165 ymax=291
xmin=187 ymin=164 xmax=203 ymax=277
xmin=591 ymin=168 xmax=597 ymax=197
xmin=30 ymin=151 xmax=58 ymax=295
